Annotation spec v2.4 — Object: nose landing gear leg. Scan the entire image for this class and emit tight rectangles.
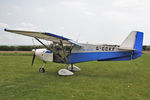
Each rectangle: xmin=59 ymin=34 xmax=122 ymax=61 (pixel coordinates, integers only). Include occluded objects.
xmin=39 ymin=61 xmax=46 ymax=73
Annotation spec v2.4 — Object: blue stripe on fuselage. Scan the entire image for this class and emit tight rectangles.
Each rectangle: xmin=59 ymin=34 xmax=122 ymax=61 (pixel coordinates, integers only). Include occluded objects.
xmin=68 ymin=51 xmax=135 ymax=64
xmin=45 ymin=50 xmax=52 ymax=53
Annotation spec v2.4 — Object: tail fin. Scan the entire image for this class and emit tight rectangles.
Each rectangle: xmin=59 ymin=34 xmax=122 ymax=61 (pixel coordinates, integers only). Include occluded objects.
xmin=120 ymin=31 xmax=144 ymax=51
xmin=120 ymin=31 xmax=144 ymax=59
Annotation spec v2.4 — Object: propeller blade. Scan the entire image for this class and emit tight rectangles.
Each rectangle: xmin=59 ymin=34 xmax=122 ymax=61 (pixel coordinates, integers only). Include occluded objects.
xmin=31 ymin=38 xmax=37 ymax=66
xmin=32 ymin=52 xmax=36 ymax=66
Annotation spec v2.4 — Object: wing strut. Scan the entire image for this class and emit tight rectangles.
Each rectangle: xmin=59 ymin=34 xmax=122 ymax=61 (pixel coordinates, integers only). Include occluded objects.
xmin=35 ymin=38 xmax=51 ymax=50
xmin=35 ymin=38 xmax=65 ymax=63
xmin=60 ymin=40 xmax=69 ymax=64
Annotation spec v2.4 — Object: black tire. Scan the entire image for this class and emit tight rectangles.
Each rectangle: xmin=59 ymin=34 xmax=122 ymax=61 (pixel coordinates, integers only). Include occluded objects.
xmin=39 ymin=68 xmax=45 ymax=73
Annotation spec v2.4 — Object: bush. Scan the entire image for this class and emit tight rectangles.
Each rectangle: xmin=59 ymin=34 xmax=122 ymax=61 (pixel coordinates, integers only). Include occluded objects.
xmin=0 ymin=46 xmax=16 ymax=51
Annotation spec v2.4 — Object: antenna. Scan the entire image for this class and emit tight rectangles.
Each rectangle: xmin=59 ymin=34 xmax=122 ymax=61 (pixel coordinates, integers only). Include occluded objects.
xmin=76 ymin=33 xmax=81 ymax=42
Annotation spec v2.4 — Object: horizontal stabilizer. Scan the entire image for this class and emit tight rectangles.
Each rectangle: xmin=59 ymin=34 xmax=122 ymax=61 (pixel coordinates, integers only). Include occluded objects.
xmin=118 ymin=47 xmax=135 ymax=51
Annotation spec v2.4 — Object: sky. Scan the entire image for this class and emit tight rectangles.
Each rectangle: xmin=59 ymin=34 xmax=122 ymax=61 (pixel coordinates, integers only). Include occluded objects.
xmin=0 ymin=0 xmax=150 ymax=45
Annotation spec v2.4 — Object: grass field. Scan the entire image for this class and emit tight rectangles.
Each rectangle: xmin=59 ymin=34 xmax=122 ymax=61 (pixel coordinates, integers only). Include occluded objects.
xmin=0 ymin=53 xmax=150 ymax=100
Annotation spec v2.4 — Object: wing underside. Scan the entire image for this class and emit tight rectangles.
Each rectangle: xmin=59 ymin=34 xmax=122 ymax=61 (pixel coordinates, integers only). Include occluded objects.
xmin=4 ymin=28 xmax=82 ymax=46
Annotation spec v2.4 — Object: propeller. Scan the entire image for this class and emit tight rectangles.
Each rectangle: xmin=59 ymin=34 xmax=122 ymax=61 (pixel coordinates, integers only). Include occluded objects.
xmin=32 ymin=50 xmax=36 ymax=66
xmin=31 ymin=38 xmax=36 ymax=66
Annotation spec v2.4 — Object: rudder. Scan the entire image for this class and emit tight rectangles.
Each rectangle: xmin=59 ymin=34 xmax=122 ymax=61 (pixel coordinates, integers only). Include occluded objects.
xmin=132 ymin=31 xmax=144 ymax=59
xmin=134 ymin=31 xmax=144 ymax=52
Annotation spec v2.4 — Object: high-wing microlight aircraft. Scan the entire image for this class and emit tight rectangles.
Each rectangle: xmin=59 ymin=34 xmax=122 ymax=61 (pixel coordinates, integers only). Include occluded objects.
xmin=4 ymin=29 xmax=144 ymax=75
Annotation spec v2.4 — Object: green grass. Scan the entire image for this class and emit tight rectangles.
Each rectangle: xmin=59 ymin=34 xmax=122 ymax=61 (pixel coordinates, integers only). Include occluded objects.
xmin=0 ymin=54 xmax=150 ymax=100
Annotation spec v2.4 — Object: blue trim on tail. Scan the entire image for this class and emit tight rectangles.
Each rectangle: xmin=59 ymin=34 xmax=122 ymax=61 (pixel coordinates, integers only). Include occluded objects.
xmin=134 ymin=31 xmax=144 ymax=52
xmin=132 ymin=31 xmax=144 ymax=59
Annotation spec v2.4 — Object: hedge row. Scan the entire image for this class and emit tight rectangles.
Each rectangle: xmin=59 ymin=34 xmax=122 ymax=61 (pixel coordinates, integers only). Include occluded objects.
xmin=143 ymin=46 xmax=150 ymax=51
xmin=0 ymin=46 xmax=44 ymax=51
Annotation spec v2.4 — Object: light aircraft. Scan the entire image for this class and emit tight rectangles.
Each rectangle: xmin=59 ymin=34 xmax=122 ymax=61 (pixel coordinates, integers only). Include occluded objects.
xmin=4 ymin=29 xmax=144 ymax=76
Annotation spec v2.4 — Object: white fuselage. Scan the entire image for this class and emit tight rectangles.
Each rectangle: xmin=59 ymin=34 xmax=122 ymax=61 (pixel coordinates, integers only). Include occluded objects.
xmin=35 ymin=49 xmax=53 ymax=62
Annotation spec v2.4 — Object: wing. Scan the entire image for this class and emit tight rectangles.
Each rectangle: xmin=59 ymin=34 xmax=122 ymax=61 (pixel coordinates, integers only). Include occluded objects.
xmin=4 ymin=28 xmax=82 ymax=47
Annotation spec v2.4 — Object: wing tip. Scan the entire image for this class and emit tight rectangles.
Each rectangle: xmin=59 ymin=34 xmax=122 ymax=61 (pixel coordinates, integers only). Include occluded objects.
xmin=4 ymin=28 xmax=7 ymax=31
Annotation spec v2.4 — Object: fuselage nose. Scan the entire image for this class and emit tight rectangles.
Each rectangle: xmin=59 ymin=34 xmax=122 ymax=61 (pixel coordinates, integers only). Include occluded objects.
xmin=34 ymin=48 xmax=53 ymax=61
xmin=35 ymin=49 xmax=46 ymax=60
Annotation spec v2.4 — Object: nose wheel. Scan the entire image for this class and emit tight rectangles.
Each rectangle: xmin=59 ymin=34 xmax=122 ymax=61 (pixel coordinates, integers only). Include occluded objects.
xmin=39 ymin=68 xmax=45 ymax=73
xmin=39 ymin=61 xmax=46 ymax=73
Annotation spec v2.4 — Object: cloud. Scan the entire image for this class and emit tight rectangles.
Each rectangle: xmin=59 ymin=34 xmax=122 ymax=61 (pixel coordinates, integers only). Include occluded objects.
xmin=4 ymin=22 xmax=39 ymax=31
xmin=59 ymin=26 xmax=65 ymax=30
xmin=59 ymin=1 xmax=87 ymax=10
xmin=0 ymin=22 xmax=41 ymax=45
xmin=35 ymin=7 xmax=47 ymax=13
xmin=102 ymin=10 xmax=129 ymax=22
xmin=113 ymin=0 xmax=150 ymax=10
xmin=113 ymin=0 xmax=141 ymax=8
xmin=21 ymin=22 xmax=34 ymax=27
xmin=59 ymin=1 xmax=96 ymax=16
xmin=0 ymin=23 xmax=9 ymax=29
xmin=84 ymin=11 xmax=96 ymax=16
xmin=0 ymin=22 xmax=39 ymax=31
xmin=19 ymin=22 xmax=39 ymax=31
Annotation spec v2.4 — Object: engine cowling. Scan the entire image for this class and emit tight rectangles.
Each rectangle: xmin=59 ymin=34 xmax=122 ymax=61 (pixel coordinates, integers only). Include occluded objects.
xmin=34 ymin=48 xmax=53 ymax=62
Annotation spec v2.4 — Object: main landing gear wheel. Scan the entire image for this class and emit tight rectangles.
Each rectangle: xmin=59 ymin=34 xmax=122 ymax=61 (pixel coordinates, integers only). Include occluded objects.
xmin=39 ymin=68 xmax=45 ymax=73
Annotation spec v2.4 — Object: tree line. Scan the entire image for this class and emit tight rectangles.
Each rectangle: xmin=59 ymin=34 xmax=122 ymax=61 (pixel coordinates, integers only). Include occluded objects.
xmin=0 ymin=45 xmax=44 ymax=51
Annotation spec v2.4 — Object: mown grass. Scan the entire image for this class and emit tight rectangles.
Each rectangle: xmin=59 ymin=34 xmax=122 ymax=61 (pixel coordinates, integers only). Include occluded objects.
xmin=0 ymin=54 xmax=150 ymax=100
